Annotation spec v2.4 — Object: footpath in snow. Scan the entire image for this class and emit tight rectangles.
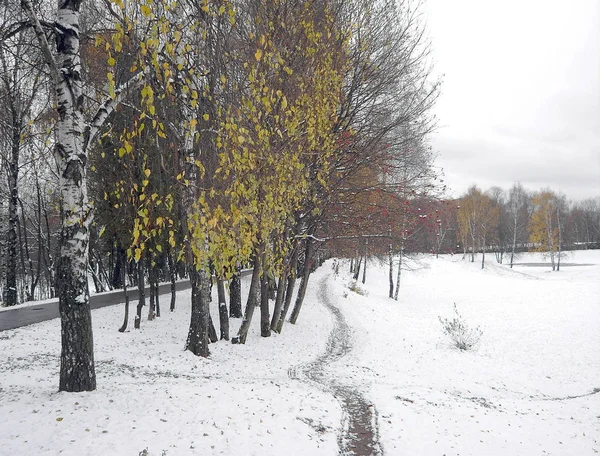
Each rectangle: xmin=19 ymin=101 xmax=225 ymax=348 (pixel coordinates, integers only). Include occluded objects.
xmin=0 ymin=250 xmax=599 ymax=455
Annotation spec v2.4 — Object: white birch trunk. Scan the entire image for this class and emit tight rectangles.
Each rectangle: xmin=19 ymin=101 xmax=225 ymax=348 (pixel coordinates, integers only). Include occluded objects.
xmin=22 ymin=0 xmax=95 ymax=391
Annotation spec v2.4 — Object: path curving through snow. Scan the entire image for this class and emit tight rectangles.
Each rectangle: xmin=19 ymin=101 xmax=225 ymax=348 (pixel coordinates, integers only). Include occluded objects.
xmin=289 ymin=274 xmax=383 ymax=455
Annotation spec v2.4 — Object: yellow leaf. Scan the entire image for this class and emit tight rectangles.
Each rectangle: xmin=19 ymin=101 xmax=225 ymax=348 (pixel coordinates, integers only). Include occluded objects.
xmin=56 ymin=417 xmax=63 ymax=422
xmin=255 ymin=49 xmax=262 ymax=61
xmin=107 ymin=56 xmax=116 ymax=66
xmin=203 ymin=113 xmax=209 ymax=121
xmin=156 ymin=244 xmax=163 ymax=252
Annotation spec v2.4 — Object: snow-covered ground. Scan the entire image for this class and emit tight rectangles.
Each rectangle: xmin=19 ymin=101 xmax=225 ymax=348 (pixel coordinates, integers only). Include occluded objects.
xmin=0 ymin=250 xmax=598 ymax=455
xmin=328 ymin=249 xmax=600 ymax=455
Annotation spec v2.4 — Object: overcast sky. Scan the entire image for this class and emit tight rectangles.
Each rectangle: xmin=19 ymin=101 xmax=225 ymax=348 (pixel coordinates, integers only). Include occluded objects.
xmin=423 ymin=0 xmax=600 ymax=202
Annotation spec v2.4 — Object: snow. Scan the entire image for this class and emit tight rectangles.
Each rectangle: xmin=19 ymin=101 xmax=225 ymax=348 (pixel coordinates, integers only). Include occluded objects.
xmin=327 ymin=250 xmax=600 ymax=455
xmin=0 ymin=271 xmax=340 ymax=456
xmin=1 ymin=250 xmax=599 ymax=455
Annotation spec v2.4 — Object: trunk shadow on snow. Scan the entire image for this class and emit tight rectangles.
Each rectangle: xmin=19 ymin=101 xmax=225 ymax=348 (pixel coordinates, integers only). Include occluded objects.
xmin=288 ymin=274 xmax=383 ymax=456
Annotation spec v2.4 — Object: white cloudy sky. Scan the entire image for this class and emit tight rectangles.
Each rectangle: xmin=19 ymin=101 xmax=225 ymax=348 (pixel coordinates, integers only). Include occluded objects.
xmin=423 ymin=0 xmax=600 ymax=201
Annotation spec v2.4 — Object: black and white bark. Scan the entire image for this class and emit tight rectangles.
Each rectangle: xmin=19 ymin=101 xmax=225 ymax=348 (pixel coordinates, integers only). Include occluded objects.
xmin=216 ymin=277 xmax=229 ymax=340
xmin=21 ymin=0 xmax=97 ymax=391
xmin=21 ymin=0 xmax=148 ymax=391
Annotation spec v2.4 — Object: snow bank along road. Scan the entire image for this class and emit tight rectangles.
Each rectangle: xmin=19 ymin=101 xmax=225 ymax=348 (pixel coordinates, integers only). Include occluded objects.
xmin=0 ymin=281 xmax=193 ymax=331
xmin=0 ymin=271 xmax=254 ymax=331
xmin=289 ymin=274 xmax=383 ymax=456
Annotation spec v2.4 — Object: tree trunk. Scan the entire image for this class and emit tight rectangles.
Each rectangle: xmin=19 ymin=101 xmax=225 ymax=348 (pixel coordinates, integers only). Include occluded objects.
xmin=23 ymin=0 xmax=98 ymax=392
xmin=111 ymin=244 xmax=123 ymax=289
xmin=185 ymin=267 xmax=211 ymax=356
xmin=232 ymin=257 xmax=261 ymax=344
xmin=510 ymin=213 xmax=518 ymax=269
xmin=148 ymin=262 xmax=156 ymax=321
xmin=18 ymin=198 xmax=36 ymax=301
xmin=388 ymin=229 xmax=394 ymax=298
xmin=217 ymin=277 xmax=229 ymax=340
xmin=289 ymin=239 xmax=314 ymax=325
xmin=168 ymin=252 xmax=176 ymax=311
xmin=41 ymin=198 xmax=55 ymax=298
xmin=481 ymin=233 xmax=486 ymax=269
xmin=275 ymin=244 xmax=299 ymax=333
xmin=353 ymin=255 xmax=362 ymax=281
xmin=118 ymin=254 xmax=130 ymax=333
xmin=16 ymin=207 xmax=29 ymax=301
xmin=4 ymin=125 xmax=20 ymax=306
xmin=394 ymin=245 xmax=404 ymax=301
xmin=154 ymin=276 xmax=160 ymax=317
xmin=134 ymin=257 xmax=145 ymax=329
xmin=260 ymin=265 xmax=271 ymax=337
xmin=229 ymin=268 xmax=242 ymax=318
xmin=208 ymin=312 xmax=218 ymax=343
xmin=271 ymin=245 xmax=295 ymax=331
xmin=362 ymin=239 xmax=367 ymax=284
xmin=557 ymin=210 xmax=562 ymax=272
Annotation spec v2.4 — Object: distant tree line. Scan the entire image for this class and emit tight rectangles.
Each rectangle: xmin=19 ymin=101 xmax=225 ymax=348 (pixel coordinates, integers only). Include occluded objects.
xmin=328 ymin=182 xmax=599 ymax=297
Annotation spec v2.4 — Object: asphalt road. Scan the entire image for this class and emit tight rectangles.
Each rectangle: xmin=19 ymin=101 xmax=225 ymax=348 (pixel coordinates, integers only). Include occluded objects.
xmin=0 ymin=280 xmax=192 ymax=332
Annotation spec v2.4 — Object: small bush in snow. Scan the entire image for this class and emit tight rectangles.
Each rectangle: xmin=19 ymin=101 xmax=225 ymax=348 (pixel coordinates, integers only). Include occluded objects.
xmin=348 ymin=281 xmax=367 ymax=296
xmin=439 ymin=303 xmax=482 ymax=350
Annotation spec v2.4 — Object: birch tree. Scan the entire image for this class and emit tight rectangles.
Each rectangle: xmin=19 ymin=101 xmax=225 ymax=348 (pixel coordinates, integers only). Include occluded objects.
xmin=507 ymin=182 xmax=528 ymax=268
xmin=21 ymin=0 xmax=145 ymax=391
xmin=529 ymin=190 xmax=560 ymax=271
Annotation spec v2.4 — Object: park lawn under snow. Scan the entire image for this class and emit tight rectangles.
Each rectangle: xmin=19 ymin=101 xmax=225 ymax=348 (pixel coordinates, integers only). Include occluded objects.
xmin=0 ymin=272 xmax=340 ymax=456
xmin=328 ymin=249 xmax=600 ymax=455
xmin=0 ymin=249 xmax=599 ymax=455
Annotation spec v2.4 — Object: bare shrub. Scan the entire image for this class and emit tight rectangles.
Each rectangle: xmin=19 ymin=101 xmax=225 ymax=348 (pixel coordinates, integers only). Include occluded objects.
xmin=439 ymin=303 xmax=482 ymax=350
xmin=348 ymin=281 xmax=368 ymax=296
